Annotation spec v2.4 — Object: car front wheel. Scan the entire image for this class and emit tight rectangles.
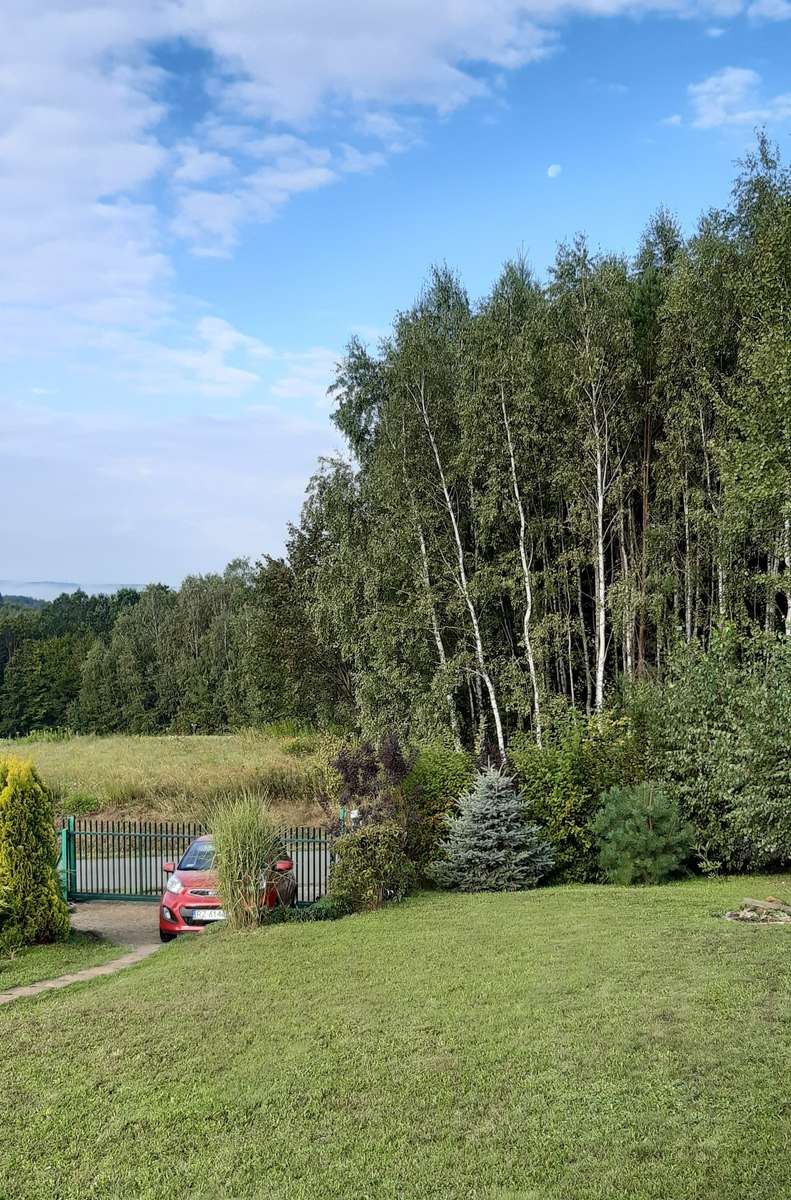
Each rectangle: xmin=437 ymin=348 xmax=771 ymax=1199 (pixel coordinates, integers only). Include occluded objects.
xmin=159 ymin=929 xmax=177 ymax=943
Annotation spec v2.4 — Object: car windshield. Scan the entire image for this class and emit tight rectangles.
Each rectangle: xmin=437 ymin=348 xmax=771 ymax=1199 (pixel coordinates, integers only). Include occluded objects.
xmin=177 ymin=841 xmax=215 ymax=872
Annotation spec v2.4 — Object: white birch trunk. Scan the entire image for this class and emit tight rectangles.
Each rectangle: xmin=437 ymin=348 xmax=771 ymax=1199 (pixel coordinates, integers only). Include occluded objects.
xmin=783 ymin=517 xmax=790 ymax=638
xmin=416 ymin=519 xmax=462 ymax=749
xmin=415 ymin=380 xmax=506 ymax=760
xmin=593 ymin=432 xmax=607 ymax=712
xmin=500 ymin=387 xmax=542 ymax=746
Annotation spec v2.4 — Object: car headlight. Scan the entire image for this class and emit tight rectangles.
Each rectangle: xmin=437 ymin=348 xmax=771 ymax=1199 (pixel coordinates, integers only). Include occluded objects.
xmin=166 ymin=876 xmax=185 ymax=894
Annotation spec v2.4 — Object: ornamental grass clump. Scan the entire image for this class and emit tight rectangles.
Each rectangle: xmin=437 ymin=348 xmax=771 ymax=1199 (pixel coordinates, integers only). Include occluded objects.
xmin=429 ymin=768 xmax=554 ymax=893
xmin=210 ymin=791 xmax=286 ymax=930
xmin=0 ymin=756 xmax=69 ymax=949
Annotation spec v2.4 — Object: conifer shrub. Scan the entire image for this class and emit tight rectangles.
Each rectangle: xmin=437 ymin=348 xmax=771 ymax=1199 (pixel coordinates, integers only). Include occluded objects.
xmin=329 ymin=822 xmax=416 ymax=912
xmin=429 ymin=768 xmax=554 ymax=893
xmin=0 ymin=756 xmax=69 ymax=946
xmin=592 ymin=782 xmax=693 ymax=885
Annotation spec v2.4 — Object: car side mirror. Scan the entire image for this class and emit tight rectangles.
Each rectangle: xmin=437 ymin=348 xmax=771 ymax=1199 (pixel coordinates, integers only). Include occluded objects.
xmin=163 ymin=862 xmax=175 ymax=874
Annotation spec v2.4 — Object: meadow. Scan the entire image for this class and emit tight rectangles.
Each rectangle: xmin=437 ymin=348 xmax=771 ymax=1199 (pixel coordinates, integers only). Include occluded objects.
xmin=2 ymin=879 xmax=790 ymax=1199
xmin=0 ymin=729 xmax=328 ymax=824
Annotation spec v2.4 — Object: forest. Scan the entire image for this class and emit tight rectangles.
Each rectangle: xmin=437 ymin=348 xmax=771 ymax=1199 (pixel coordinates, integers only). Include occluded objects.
xmin=1 ymin=140 xmax=788 ymax=848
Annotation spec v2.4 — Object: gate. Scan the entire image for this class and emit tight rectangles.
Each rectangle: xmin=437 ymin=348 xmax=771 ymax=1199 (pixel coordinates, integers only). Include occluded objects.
xmin=58 ymin=817 xmax=331 ymax=905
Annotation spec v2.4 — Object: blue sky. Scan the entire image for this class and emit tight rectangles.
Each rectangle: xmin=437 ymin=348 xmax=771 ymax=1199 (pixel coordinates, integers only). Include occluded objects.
xmin=2 ymin=1 xmax=790 ymax=587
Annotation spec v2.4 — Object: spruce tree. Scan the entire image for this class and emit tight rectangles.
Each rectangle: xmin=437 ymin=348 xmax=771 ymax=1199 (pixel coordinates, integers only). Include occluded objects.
xmin=429 ymin=768 xmax=554 ymax=892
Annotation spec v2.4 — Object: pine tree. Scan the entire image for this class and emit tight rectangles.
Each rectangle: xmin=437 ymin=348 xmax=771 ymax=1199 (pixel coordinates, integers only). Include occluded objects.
xmin=430 ymin=768 xmax=554 ymax=892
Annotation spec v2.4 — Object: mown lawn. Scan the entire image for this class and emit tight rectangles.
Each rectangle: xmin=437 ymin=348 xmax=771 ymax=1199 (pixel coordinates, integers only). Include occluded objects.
xmin=0 ymin=932 xmax=122 ymax=992
xmin=2 ymin=879 xmax=791 ymax=1200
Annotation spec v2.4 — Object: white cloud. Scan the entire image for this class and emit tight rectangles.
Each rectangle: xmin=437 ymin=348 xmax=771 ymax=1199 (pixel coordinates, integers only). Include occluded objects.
xmin=661 ymin=113 xmax=683 ymax=125
xmin=0 ymin=0 xmax=760 ymax=352
xmin=173 ymin=144 xmax=235 ymax=185
xmin=747 ymin=0 xmax=791 ymax=16
xmin=705 ymin=23 xmax=727 ymax=32
xmin=0 ymin=399 xmax=339 ymax=582
xmin=689 ymin=66 xmax=791 ymax=128
xmin=270 ymin=349 xmax=341 ymax=407
xmin=547 ymin=163 xmax=563 ymax=178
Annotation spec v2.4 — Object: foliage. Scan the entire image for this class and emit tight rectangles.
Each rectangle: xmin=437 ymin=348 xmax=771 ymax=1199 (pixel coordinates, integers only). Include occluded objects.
xmin=401 ymin=744 xmax=474 ymax=872
xmin=210 ymin=792 xmax=288 ymax=929
xmin=650 ymin=630 xmax=791 ymax=871
xmin=0 ymin=757 xmax=69 ymax=947
xmin=592 ymin=782 xmax=693 ymax=885
xmin=267 ymin=895 xmax=349 ymax=924
xmin=321 ymin=732 xmax=416 ymax=833
xmin=329 ymin=822 xmax=416 ymax=911
xmin=0 ymin=635 xmax=88 ymax=737
xmin=429 ymin=768 xmax=554 ymax=892
xmin=0 ymin=141 xmax=787 ymax=848
xmin=510 ymin=712 xmax=646 ymax=881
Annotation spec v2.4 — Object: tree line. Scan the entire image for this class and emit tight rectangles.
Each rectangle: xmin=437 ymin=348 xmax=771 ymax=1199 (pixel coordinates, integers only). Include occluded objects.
xmin=1 ymin=138 xmax=788 ymax=748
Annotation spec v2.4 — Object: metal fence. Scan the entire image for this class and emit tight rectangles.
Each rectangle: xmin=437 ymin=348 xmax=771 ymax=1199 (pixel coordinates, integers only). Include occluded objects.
xmin=58 ymin=817 xmax=331 ymax=905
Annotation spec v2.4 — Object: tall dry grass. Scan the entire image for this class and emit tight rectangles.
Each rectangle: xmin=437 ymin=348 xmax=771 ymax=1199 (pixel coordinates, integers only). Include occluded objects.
xmin=0 ymin=729 xmax=327 ymax=824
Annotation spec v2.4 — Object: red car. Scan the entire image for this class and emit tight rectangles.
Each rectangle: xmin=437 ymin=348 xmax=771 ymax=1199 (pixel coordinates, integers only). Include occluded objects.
xmin=159 ymin=835 xmax=296 ymax=942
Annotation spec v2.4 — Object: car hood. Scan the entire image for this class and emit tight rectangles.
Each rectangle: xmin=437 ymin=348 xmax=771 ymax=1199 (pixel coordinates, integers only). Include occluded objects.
xmin=176 ymin=869 xmax=218 ymax=890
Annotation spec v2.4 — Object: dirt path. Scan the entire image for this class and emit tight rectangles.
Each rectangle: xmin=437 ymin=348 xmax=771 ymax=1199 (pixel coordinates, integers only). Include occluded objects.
xmin=0 ymin=901 xmax=162 ymax=1007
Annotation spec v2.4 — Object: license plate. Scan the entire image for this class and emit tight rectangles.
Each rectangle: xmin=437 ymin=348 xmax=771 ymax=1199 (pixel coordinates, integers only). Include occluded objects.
xmin=196 ymin=909 xmax=225 ymax=922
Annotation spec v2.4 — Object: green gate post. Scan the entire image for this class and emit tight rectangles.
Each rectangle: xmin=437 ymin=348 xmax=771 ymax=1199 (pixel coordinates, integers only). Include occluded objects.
xmin=66 ymin=815 xmax=77 ymax=902
xmin=57 ymin=826 xmax=68 ymax=901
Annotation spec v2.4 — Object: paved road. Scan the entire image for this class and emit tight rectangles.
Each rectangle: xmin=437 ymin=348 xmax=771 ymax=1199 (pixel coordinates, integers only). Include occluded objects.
xmin=74 ymin=846 xmax=329 ymax=904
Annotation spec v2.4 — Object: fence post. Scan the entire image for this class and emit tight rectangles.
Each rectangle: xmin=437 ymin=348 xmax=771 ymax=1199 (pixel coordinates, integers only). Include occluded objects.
xmin=66 ymin=815 xmax=77 ymax=902
xmin=57 ymin=826 xmax=68 ymax=901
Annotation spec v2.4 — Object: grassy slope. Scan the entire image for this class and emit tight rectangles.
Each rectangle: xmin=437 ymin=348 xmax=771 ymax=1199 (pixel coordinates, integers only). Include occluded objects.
xmin=0 ymin=730 xmax=325 ymax=823
xmin=0 ymin=932 xmax=122 ymax=992
xmin=2 ymin=878 xmax=791 ymax=1200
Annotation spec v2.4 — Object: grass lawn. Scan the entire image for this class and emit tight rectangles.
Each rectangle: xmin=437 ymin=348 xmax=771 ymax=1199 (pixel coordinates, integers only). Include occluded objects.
xmin=0 ymin=932 xmax=122 ymax=992
xmin=2 ymin=878 xmax=791 ymax=1199
xmin=0 ymin=729 xmax=326 ymax=823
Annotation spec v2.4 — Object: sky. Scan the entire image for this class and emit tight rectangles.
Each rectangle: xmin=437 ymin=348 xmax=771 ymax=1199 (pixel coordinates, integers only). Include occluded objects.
xmin=2 ymin=1 xmax=790 ymax=589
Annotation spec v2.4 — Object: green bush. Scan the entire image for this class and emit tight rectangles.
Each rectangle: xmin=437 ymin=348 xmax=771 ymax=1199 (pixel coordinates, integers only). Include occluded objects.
xmin=0 ymin=757 xmax=69 ymax=946
xmin=401 ymin=745 xmax=474 ymax=874
xmin=268 ymin=896 xmax=349 ymax=924
xmin=429 ymin=768 xmax=554 ymax=893
xmin=592 ymin=782 xmax=693 ymax=885
xmin=329 ymin=822 xmax=416 ymax=912
xmin=650 ymin=631 xmax=791 ymax=872
xmin=510 ymin=712 xmax=646 ymax=882
xmin=211 ymin=791 xmax=288 ymax=929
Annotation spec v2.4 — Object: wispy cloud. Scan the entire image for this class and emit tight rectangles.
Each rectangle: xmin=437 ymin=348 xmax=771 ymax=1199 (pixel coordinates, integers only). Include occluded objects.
xmin=747 ymin=0 xmax=791 ymax=18
xmin=547 ymin=163 xmax=563 ymax=178
xmin=689 ymin=66 xmax=791 ymax=128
